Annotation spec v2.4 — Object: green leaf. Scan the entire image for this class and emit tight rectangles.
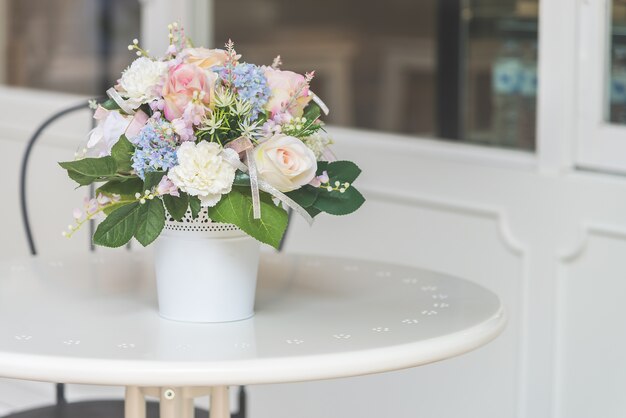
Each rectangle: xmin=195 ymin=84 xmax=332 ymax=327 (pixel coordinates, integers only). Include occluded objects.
xmin=144 ymin=171 xmax=165 ymax=191
xmin=313 ymin=186 xmax=365 ymax=216
xmin=97 ymin=177 xmax=144 ymax=197
xmin=189 ymin=196 xmax=201 ymax=219
xmin=303 ymin=101 xmax=322 ymax=122
xmin=233 ymin=170 xmax=251 ymax=186
xmin=324 ymin=160 xmax=362 ymax=183
xmin=305 ymin=206 xmax=322 ymax=217
xmin=67 ymin=170 xmax=97 ymax=186
xmin=163 ymin=193 xmax=189 ymax=221
xmin=110 ymin=135 xmax=135 ymax=173
xmin=100 ymin=98 xmax=121 ymax=111
xmin=135 ymin=199 xmax=165 ymax=247
xmin=59 ymin=156 xmax=117 ymax=177
xmin=207 ymin=188 xmax=288 ymax=249
xmin=102 ymin=201 xmax=132 ymax=215
xmin=93 ymin=202 xmax=141 ymax=248
xmin=285 ymin=185 xmax=319 ymax=208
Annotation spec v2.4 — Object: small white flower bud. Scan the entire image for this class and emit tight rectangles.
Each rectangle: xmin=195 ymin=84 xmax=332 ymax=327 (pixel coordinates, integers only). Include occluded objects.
xmin=136 ymin=51 xmax=142 ymax=56
xmin=326 ymin=186 xmax=333 ymax=192
xmin=339 ymin=188 xmax=346 ymax=193
xmin=334 ymin=181 xmax=340 ymax=187
xmin=133 ymin=38 xmax=139 ymax=44
xmin=135 ymin=193 xmax=141 ymax=199
xmin=127 ymin=45 xmax=133 ymax=50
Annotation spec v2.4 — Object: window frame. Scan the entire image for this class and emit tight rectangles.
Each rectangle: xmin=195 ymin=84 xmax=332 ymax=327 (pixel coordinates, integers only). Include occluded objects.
xmin=576 ymin=0 xmax=626 ymax=174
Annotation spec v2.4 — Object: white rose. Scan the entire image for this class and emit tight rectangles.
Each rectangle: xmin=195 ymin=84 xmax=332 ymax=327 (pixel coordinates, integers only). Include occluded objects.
xmin=168 ymin=141 xmax=237 ymax=207
xmin=254 ymin=135 xmax=318 ymax=192
xmin=119 ymin=57 xmax=168 ymax=108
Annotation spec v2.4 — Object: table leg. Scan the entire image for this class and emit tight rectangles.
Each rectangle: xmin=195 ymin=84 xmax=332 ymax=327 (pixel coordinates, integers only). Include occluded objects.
xmin=210 ymin=386 xmax=230 ymax=418
xmin=125 ymin=386 xmax=146 ymax=418
xmin=160 ymin=387 xmax=185 ymax=418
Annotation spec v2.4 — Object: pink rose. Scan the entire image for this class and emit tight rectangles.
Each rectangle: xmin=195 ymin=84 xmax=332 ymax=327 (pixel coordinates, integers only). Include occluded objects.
xmin=264 ymin=68 xmax=312 ymax=118
xmin=182 ymin=48 xmax=228 ymax=69
xmin=162 ymin=63 xmax=216 ymax=120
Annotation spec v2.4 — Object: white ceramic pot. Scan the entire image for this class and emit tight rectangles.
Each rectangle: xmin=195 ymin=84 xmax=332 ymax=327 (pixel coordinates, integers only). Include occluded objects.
xmin=154 ymin=208 xmax=261 ymax=323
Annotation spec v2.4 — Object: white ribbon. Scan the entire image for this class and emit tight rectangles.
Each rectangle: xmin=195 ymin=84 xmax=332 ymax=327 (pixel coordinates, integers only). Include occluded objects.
xmin=309 ymin=91 xmax=330 ymax=116
xmin=245 ymin=148 xmax=261 ymax=219
xmin=220 ymin=149 xmax=314 ymax=226
xmin=106 ymin=88 xmax=136 ymax=115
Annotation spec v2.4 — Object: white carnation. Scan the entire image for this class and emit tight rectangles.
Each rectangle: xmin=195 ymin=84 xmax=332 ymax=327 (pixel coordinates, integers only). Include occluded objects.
xmin=168 ymin=141 xmax=237 ymax=207
xmin=119 ymin=57 xmax=167 ymax=108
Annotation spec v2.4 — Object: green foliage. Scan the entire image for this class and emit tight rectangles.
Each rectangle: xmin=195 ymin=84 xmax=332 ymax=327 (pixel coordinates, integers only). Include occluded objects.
xmin=303 ymin=160 xmax=365 ymax=217
xmin=93 ymin=202 xmax=141 ymax=247
xmin=135 ymin=199 xmax=166 ymax=246
xmin=207 ymin=187 xmax=288 ymax=249
xmin=163 ymin=193 xmax=189 ymax=221
xmin=100 ymin=98 xmax=121 ymax=111
xmin=110 ymin=135 xmax=135 ymax=173
xmin=97 ymin=177 xmax=144 ymax=197
xmin=59 ymin=156 xmax=117 ymax=179
xmin=303 ymin=101 xmax=322 ymax=122
xmin=144 ymin=171 xmax=165 ymax=191
xmin=317 ymin=160 xmax=361 ymax=183
xmin=285 ymin=185 xmax=319 ymax=208
xmin=102 ymin=201 xmax=131 ymax=216
xmin=189 ymin=196 xmax=201 ymax=219
xmin=67 ymin=170 xmax=98 ymax=186
xmin=233 ymin=170 xmax=251 ymax=186
xmin=312 ymin=187 xmax=365 ymax=215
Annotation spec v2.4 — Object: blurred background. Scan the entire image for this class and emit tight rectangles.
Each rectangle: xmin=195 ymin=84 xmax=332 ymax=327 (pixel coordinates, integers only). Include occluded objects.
xmin=4 ymin=0 xmax=544 ymax=149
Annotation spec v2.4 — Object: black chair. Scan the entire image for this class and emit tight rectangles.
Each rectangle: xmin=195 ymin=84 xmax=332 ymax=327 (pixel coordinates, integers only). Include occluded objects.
xmin=13 ymin=101 xmax=268 ymax=417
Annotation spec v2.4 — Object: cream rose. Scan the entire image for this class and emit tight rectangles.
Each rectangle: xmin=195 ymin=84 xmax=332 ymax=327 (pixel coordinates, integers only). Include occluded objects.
xmin=182 ymin=48 xmax=228 ymax=69
xmin=254 ymin=135 xmax=317 ymax=192
xmin=168 ymin=141 xmax=237 ymax=207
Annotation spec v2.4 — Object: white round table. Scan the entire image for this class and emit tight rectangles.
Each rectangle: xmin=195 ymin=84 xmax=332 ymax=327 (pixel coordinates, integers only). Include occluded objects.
xmin=0 ymin=252 xmax=506 ymax=418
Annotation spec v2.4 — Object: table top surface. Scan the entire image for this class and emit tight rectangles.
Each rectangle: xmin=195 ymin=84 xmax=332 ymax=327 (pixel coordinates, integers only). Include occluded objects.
xmin=0 ymin=252 xmax=505 ymax=386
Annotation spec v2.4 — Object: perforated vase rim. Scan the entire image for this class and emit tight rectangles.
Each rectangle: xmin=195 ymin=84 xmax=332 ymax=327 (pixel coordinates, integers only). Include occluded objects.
xmin=163 ymin=207 xmax=245 ymax=238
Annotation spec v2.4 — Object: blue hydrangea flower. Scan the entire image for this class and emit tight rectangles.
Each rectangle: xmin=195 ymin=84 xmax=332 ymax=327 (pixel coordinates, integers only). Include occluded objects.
xmin=216 ymin=63 xmax=270 ymax=119
xmin=131 ymin=121 xmax=178 ymax=179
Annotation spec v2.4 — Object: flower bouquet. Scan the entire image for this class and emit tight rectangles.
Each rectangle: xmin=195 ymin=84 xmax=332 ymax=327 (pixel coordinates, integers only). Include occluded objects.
xmin=60 ymin=25 xmax=364 ymax=248
xmin=59 ymin=25 xmax=364 ymax=321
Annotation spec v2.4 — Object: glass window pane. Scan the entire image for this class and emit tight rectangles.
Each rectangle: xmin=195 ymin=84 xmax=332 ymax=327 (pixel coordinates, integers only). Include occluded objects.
xmin=2 ymin=0 xmax=140 ymax=95
xmin=214 ymin=0 xmax=539 ymax=150
xmin=609 ymin=0 xmax=626 ymax=125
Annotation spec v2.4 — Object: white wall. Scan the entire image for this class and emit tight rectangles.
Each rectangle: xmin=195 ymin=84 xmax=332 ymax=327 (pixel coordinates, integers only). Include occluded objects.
xmin=2 ymin=87 xmax=626 ymax=418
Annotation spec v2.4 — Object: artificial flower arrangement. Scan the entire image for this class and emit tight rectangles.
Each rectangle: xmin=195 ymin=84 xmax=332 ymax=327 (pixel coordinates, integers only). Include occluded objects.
xmin=59 ymin=24 xmax=364 ymax=249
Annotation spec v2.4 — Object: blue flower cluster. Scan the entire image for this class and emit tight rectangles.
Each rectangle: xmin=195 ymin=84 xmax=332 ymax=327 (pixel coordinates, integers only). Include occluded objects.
xmin=217 ymin=63 xmax=270 ymax=119
xmin=131 ymin=121 xmax=178 ymax=179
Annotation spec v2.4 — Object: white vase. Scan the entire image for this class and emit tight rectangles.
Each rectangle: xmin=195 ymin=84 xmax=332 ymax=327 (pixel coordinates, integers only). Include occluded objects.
xmin=154 ymin=208 xmax=261 ymax=323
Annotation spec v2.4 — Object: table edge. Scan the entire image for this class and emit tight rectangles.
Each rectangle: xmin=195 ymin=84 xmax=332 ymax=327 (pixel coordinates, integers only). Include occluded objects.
xmin=0 ymin=306 xmax=506 ymax=386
